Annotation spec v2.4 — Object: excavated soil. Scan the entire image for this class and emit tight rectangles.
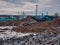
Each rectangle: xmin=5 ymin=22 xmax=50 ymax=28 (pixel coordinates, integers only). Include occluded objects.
xmin=12 ymin=19 xmax=60 ymax=33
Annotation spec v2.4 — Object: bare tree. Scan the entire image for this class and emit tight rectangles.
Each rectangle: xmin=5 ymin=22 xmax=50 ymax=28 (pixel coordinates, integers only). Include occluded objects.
xmin=54 ymin=13 xmax=59 ymax=19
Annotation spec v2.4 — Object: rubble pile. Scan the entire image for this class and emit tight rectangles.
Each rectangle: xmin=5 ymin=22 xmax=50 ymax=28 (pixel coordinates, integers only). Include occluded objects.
xmin=0 ymin=30 xmax=60 ymax=45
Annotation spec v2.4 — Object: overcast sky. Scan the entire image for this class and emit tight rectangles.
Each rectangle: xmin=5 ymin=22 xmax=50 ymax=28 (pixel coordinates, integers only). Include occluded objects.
xmin=0 ymin=0 xmax=60 ymax=15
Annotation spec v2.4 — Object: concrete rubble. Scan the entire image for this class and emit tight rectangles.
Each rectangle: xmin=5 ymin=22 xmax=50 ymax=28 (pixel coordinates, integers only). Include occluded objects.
xmin=0 ymin=30 xmax=60 ymax=45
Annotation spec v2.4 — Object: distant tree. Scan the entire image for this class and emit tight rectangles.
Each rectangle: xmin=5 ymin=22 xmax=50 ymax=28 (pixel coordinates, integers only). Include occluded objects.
xmin=54 ymin=13 xmax=59 ymax=19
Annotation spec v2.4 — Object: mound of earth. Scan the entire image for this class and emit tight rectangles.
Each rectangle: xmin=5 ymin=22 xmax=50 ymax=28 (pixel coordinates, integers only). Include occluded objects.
xmin=13 ymin=19 xmax=60 ymax=33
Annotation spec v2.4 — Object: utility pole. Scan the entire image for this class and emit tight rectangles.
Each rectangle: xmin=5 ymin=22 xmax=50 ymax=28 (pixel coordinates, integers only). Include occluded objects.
xmin=46 ymin=12 xmax=48 ymax=15
xmin=42 ymin=13 xmax=44 ymax=16
xmin=22 ymin=11 xmax=25 ymax=16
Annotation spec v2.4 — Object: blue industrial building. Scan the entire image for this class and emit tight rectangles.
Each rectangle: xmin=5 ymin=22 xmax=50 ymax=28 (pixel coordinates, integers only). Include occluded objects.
xmin=0 ymin=14 xmax=54 ymax=22
xmin=32 ymin=13 xmax=54 ymax=22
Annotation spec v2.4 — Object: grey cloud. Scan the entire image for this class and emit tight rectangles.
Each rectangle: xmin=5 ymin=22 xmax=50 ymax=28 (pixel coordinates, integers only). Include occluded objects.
xmin=46 ymin=0 xmax=60 ymax=7
xmin=0 ymin=0 xmax=60 ymax=15
xmin=1 ymin=0 xmax=26 ymax=6
xmin=26 ymin=0 xmax=37 ymax=3
xmin=2 ymin=0 xmax=37 ymax=4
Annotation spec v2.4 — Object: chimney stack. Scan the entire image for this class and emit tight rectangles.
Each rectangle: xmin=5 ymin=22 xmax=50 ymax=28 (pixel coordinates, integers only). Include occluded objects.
xmin=35 ymin=4 xmax=38 ymax=16
xmin=35 ymin=0 xmax=39 ymax=16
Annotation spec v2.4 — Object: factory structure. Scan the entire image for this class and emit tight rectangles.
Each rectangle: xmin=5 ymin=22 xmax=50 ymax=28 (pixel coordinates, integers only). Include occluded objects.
xmin=0 ymin=3 xmax=54 ymax=22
